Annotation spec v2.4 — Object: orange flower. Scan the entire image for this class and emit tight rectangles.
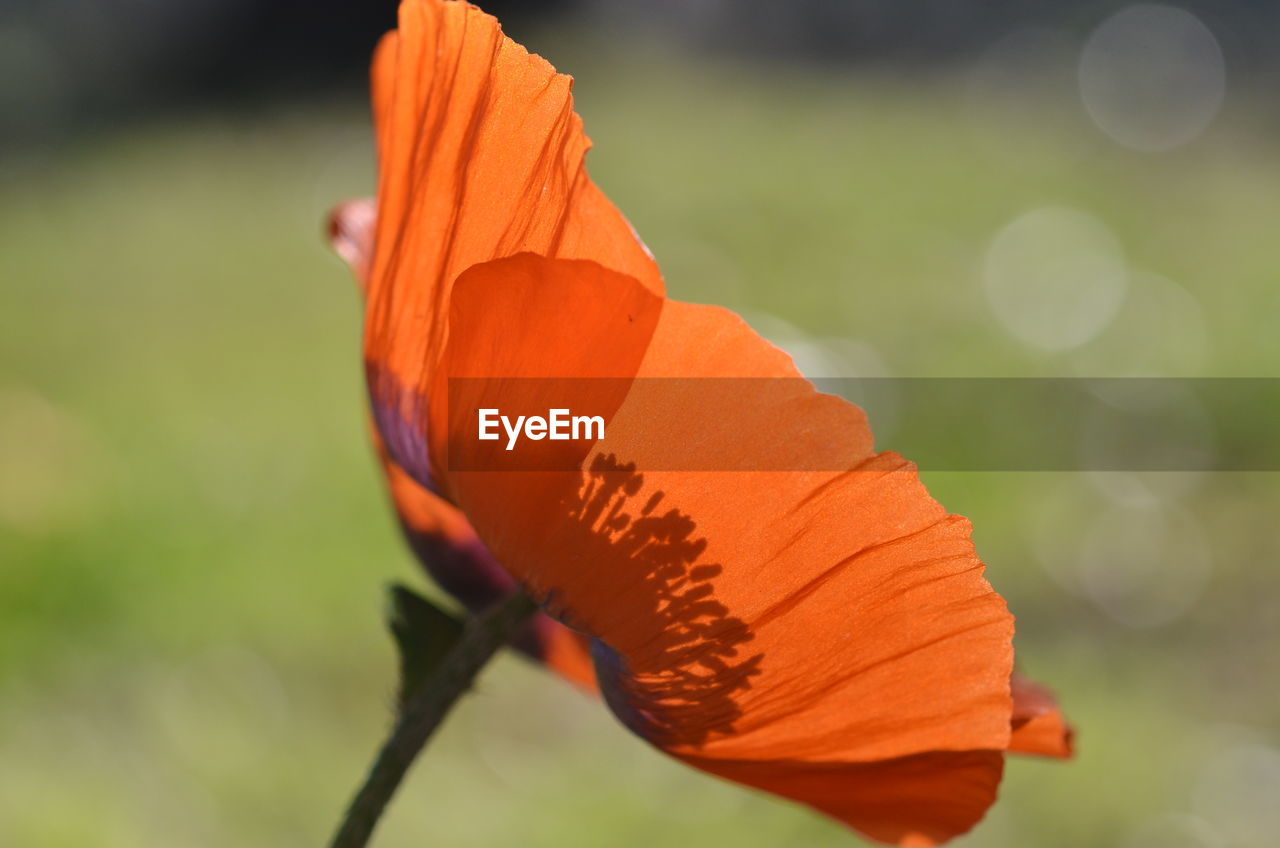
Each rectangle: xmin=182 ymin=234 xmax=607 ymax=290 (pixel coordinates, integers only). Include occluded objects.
xmin=329 ymin=1 xmax=1072 ymax=844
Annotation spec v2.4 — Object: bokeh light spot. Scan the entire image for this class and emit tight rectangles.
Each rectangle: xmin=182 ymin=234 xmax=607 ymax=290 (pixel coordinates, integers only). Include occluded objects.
xmin=1076 ymin=501 xmax=1211 ymax=628
xmin=1078 ymin=4 xmax=1226 ymax=152
xmin=983 ymin=206 xmax=1128 ymax=351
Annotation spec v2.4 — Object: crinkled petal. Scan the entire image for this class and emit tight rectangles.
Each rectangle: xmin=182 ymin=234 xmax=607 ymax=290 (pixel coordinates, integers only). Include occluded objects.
xmin=363 ymin=0 xmax=661 ymax=485
xmin=437 ymin=254 xmax=1015 ymax=844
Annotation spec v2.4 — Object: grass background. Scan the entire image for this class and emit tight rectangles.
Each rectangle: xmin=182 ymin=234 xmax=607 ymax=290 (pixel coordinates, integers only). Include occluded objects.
xmin=2 ymin=37 xmax=1278 ymax=848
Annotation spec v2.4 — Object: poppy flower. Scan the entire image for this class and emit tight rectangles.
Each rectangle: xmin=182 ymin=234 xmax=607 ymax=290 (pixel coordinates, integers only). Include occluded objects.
xmin=328 ymin=1 xmax=1073 ymax=844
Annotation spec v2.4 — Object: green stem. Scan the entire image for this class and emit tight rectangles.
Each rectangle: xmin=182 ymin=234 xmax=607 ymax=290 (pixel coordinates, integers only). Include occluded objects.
xmin=327 ymin=589 xmax=540 ymax=848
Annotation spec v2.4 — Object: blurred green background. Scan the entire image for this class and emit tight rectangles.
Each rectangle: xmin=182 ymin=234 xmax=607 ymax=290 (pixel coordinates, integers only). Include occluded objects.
xmin=2 ymin=3 xmax=1279 ymax=847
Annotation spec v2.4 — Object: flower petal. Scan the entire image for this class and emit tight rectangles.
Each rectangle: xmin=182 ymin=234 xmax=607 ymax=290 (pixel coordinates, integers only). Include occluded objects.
xmin=428 ymin=252 xmax=665 ymax=497
xmin=327 ymin=197 xmax=377 ymax=291
xmin=437 ymin=254 xmax=1015 ymax=843
xmin=683 ymin=751 xmax=1005 ymax=847
xmin=363 ymin=0 xmax=661 ymax=485
xmin=1009 ymin=673 xmax=1075 ymax=758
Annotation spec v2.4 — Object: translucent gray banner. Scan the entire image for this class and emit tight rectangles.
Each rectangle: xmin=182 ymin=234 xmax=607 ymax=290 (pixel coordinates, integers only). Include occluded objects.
xmin=445 ymin=378 xmax=1280 ymax=471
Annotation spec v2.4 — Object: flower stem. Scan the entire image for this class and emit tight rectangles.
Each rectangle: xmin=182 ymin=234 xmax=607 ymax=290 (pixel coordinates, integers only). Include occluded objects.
xmin=327 ymin=588 xmax=540 ymax=848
